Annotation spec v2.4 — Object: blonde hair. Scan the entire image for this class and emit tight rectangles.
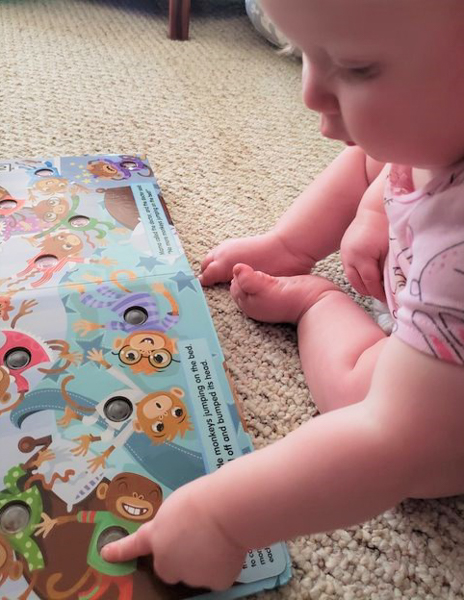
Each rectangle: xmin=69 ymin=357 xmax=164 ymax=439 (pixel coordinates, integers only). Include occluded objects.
xmin=279 ymin=43 xmax=302 ymax=58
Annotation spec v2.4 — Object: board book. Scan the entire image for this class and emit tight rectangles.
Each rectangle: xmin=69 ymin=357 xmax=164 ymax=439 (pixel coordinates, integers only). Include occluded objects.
xmin=0 ymin=154 xmax=291 ymax=599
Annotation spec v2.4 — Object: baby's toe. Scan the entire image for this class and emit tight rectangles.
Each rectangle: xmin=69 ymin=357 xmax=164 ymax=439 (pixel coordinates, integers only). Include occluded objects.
xmin=233 ymin=264 xmax=272 ymax=296
xmin=199 ymin=260 xmax=223 ymax=286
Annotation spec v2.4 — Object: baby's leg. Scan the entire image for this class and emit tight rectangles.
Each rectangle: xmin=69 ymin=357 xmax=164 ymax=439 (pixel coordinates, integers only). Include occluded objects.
xmin=231 ymin=264 xmax=387 ymax=413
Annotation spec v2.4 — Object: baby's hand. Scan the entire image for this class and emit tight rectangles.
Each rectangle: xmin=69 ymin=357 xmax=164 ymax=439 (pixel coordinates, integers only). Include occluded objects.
xmin=102 ymin=480 xmax=246 ymax=590
xmin=340 ymin=209 xmax=389 ymax=301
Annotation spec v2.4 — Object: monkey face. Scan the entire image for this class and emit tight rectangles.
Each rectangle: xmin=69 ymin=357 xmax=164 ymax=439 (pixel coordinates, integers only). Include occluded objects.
xmin=134 ymin=388 xmax=193 ymax=444
xmin=115 ymin=331 xmax=178 ymax=374
xmin=41 ymin=232 xmax=83 ymax=258
xmin=88 ymin=160 xmax=121 ymax=180
xmin=33 ymin=177 xmax=68 ymax=195
xmin=35 ymin=197 xmax=69 ymax=222
xmin=98 ymin=473 xmax=163 ymax=523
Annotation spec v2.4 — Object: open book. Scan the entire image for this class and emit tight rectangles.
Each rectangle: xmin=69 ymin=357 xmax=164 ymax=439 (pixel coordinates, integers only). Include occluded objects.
xmin=0 ymin=154 xmax=291 ymax=599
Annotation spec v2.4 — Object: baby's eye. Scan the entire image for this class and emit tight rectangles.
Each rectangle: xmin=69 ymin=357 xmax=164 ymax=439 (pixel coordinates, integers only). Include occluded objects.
xmin=341 ymin=64 xmax=380 ymax=81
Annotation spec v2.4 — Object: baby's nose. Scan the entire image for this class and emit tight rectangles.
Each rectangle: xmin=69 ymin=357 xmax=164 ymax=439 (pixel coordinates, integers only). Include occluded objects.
xmin=302 ymin=62 xmax=339 ymax=115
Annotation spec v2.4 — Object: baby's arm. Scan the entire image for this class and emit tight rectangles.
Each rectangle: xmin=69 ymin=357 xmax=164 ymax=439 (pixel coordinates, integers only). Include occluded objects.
xmin=340 ymin=165 xmax=390 ymax=300
xmin=200 ymin=147 xmax=384 ymax=285
xmin=103 ymin=336 xmax=464 ymax=589
xmin=207 ymin=337 xmax=464 ymax=551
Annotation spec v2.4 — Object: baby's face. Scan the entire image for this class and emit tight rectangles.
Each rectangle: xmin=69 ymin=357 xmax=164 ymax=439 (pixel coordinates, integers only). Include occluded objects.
xmin=262 ymin=0 xmax=464 ymax=168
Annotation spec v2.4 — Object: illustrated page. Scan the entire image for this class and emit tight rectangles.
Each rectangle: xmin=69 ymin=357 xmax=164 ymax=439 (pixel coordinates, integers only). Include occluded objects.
xmin=0 ymin=155 xmax=291 ymax=599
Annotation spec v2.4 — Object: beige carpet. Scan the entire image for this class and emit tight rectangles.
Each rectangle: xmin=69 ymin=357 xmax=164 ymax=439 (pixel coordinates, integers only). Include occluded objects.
xmin=1 ymin=0 xmax=464 ymax=598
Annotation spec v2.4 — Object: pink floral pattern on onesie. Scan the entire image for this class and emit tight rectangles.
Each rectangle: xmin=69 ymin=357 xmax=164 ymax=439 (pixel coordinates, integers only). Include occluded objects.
xmin=383 ymin=162 xmax=464 ymax=364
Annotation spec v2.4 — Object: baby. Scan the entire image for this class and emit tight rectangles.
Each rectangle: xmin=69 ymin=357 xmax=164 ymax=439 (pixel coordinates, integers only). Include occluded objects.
xmin=103 ymin=0 xmax=464 ymax=591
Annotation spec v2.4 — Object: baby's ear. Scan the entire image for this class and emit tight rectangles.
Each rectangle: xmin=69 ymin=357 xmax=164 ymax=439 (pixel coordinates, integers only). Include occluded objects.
xmin=133 ymin=419 xmax=143 ymax=433
xmin=112 ymin=337 xmax=125 ymax=350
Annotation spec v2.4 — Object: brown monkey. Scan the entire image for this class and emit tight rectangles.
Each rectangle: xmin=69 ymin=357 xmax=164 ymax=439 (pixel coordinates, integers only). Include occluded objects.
xmin=70 ymin=385 xmax=194 ymax=472
xmin=87 ymin=157 xmax=152 ymax=182
xmin=0 ymin=533 xmax=23 ymax=586
xmin=0 ymin=298 xmax=83 ymax=411
xmin=74 ymin=281 xmax=180 ymax=375
xmin=133 ymin=388 xmax=194 ymax=443
xmin=0 ymin=439 xmax=55 ymax=600
xmin=33 ymin=196 xmax=70 ymax=224
xmin=0 ymin=533 xmax=39 ymax=600
xmin=112 ymin=332 xmax=179 ymax=376
xmin=9 ymin=232 xmax=114 ymax=288
xmin=30 ymin=177 xmax=68 ymax=197
xmin=37 ymin=473 xmax=163 ymax=600
xmin=88 ymin=160 xmax=123 ymax=180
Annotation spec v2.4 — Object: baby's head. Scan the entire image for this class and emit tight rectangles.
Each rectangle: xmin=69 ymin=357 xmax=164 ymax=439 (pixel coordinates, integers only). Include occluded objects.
xmin=262 ymin=0 xmax=464 ymax=169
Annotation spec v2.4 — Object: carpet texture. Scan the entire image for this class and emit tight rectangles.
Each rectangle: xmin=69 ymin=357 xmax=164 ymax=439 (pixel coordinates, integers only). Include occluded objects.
xmin=1 ymin=1 xmax=464 ymax=598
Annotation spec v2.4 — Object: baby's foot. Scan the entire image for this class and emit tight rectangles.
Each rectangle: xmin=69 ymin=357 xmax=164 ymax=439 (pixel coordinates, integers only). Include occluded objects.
xmin=199 ymin=232 xmax=315 ymax=286
xmin=230 ymin=264 xmax=341 ymax=324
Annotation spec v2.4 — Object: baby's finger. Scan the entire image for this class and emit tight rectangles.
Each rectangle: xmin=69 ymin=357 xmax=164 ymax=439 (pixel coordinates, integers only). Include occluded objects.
xmin=365 ymin=277 xmax=386 ymax=302
xmin=101 ymin=525 xmax=151 ymax=563
xmin=345 ymin=265 xmax=369 ymax=297
xmin=356 ymin=260 xmax=386 ymax=301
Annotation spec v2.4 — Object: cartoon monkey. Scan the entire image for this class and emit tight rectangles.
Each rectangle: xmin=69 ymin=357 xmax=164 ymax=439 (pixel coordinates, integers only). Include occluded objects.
xmin=60 ymin=354 xmax=193 ymax=472
xmin=132 ymin=388 xmax=193 ymax=443
xmin=0 ymin=192 xmax=30 ymax=244
xmin=6 ymin=231 xmax=114 ymax=289
xmin=0 ymin=441 xmax=56 ymax=599
xmin=0 ymin=298 xmax=83 ymax=412
xmin=37 ymin=473 xmax=163 ymax=600
xmin=33 ymin=195 xmax=70 ymax=223
xmin=0 ymin=533 xmax=25 ymax=591
xmin=33 ymin=193 xmax=117 ymax=242
xmin=87 ymin=156 xmax=153 ymax=181
xmin=1 ymin=201 xmax=69 ymax=242
xmin=28 ymin=177 xmax=69 ymax=205
xmin=0 ymin=531 xmax=40 ymax=600
xmin=74 ymin=278 xmax=180 ymax=375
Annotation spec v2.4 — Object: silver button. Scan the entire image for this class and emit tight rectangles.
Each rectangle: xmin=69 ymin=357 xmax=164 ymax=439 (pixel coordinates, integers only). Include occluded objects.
xmin=4 ymin=348 xmax=31 ymax=370
xmin=97 ymin=526 xmax=129 ymax=555
xmin=0 ymin=503 xmax=31 ymax=534
xmin=103 ymin=397 xmax=133 ymax=422
xmin=123 ymin=307 xmax=148 ymax=326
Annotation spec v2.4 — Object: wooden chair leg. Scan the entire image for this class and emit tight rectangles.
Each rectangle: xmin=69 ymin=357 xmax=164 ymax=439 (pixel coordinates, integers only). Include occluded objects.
xmin=169 ymin=0 xmax=191 ymax=40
